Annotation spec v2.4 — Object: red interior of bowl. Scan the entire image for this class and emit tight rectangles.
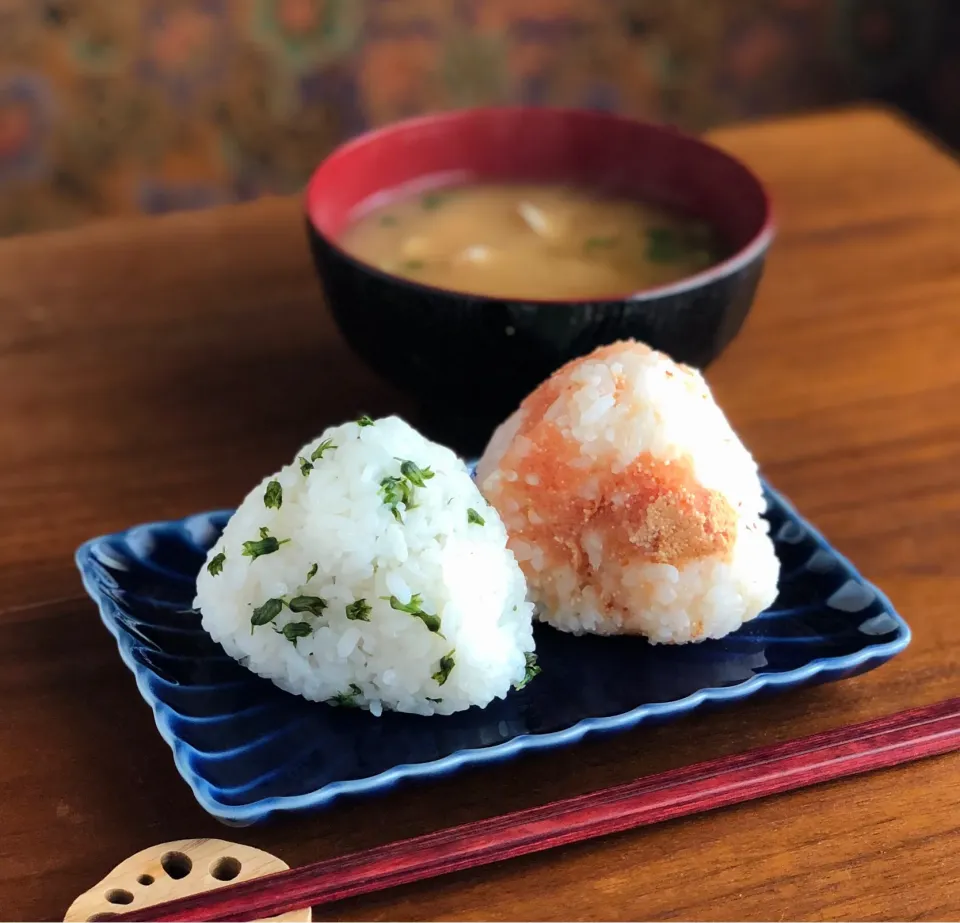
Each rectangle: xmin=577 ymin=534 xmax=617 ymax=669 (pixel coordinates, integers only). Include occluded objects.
xmin=308 ymin=107 xmax=771 ymax=250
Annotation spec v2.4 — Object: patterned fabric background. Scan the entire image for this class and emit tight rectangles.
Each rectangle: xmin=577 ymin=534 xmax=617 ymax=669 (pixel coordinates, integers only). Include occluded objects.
xmin=0 ymin=0 xmax=957 ymax=237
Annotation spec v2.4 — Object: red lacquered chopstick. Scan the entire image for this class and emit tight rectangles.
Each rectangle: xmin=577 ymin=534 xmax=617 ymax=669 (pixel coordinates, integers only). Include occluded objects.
xmin=117 ymin=697 xmax=960 ymax=923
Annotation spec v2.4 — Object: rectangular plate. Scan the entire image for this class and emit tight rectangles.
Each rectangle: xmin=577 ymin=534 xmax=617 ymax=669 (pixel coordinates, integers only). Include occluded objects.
xmin=75 ymin=481 xmax=909 ymax=825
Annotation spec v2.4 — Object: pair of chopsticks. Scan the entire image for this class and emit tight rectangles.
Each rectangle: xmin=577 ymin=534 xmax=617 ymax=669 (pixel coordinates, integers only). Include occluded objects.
xmin=117 ymin=697 xmax=960 ymax=922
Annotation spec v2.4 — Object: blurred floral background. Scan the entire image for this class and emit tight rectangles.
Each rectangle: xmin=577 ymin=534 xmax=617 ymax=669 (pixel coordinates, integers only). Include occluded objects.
xmin=0 ymin=0 xmax=957 ymax=237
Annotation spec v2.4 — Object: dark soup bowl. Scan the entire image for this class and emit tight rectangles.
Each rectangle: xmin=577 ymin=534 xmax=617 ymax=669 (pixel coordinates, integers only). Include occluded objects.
xmin=305 ymin=107 xmax=773 ymax=456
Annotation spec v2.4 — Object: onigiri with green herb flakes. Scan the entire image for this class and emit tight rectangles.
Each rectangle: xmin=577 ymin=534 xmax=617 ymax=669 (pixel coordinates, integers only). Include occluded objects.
xmin=194 ymin=416 xmax=537 ymax=716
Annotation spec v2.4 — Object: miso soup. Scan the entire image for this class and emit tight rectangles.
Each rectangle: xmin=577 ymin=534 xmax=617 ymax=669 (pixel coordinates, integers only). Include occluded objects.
xmin=338 ymin=183 xmax=722 ymax=300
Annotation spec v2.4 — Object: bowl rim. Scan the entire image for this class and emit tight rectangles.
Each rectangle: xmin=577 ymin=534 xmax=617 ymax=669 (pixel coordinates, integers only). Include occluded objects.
xmin=304 ymin=106 xmax=776 ymax=306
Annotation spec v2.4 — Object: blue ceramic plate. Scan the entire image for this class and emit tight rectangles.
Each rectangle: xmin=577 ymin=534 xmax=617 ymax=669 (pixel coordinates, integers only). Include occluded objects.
xmin=76 ymin=480 xmax=909 ymax=825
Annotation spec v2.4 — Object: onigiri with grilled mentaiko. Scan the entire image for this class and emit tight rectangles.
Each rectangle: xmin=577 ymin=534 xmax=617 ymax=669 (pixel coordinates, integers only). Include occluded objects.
xmin=195 ymin=416 xmax=537 ymax=716
xmin=476 ymin=340 xmax=780 ymax=644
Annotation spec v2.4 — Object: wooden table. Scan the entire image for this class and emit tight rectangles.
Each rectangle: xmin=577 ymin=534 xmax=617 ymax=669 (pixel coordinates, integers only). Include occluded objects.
xmin=1 ymin=106 xmax=959 ymax=922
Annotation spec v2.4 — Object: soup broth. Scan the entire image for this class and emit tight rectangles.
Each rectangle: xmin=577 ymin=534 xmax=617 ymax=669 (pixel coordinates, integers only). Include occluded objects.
xmin=338 ymin=183 xmax=722 ymax=300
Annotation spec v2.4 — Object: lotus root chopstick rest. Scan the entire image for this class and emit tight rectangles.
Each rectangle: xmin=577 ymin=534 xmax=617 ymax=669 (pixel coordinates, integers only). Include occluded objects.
xmin=63 ymin=838 xmax=311 ymax=922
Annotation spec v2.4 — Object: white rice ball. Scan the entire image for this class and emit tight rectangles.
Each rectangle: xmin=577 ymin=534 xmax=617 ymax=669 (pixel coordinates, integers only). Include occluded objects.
xmin=195 ymin=416 xmax=535 ymax=716
xmin=476 ymin=340 xmax=780 ymax=644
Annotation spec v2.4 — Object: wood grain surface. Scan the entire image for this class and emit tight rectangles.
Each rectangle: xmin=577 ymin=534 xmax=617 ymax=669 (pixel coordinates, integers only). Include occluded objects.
xmin=0 ymin=105 xmax=958 ymax=922
xmin=110 ymin=700 xmax=960 ymax=922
